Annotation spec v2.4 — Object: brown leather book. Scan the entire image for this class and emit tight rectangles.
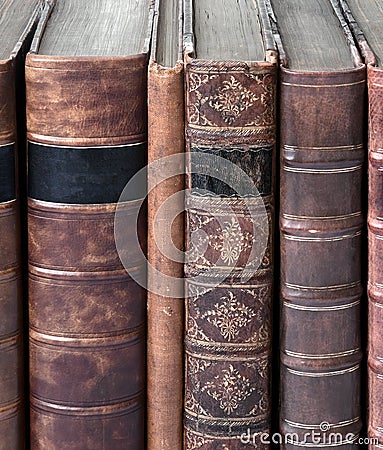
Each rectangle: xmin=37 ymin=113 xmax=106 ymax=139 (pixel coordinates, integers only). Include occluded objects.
xmin=183 ymin=0 xmax=277 ymax=447
xmin=338 ymin=1 xmax=383 ymax=447
xmin=0 ymin=1 xmax=42 ymax=448
xmin=26 ymin=1 xmax=154 ymax=448
xmin=267 ymin=0 xmax=366 ymax=446
xmin=147 ymin=0 xmax=184 ymax=449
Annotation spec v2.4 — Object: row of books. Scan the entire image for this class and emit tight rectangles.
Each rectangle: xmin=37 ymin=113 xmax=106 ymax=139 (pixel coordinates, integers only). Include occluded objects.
xmin=1 ymin=0 xmax=383 ymax=448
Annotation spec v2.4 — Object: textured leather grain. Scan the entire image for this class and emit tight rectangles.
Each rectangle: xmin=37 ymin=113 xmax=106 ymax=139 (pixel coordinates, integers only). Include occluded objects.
xmin=184 ymin=58 xmax=276 ymax=450
xmin=0 ymin=195 xmax=23 ymax=450
xmin=335 ymin=3 xmax=383 ymax=445
xmin=0 ymin=3 xmax=42 ymax=446
xmin=147 ymin=59 xmax=185 ymax=450
xmin=26 ymin=4 xmax=151 ymax=448
xmin=367 ymin=65 xmax=383 ymax=448
xmin=279 ymin=64 xmax=365 ymax=448
xmin=0 ymin=62 xmax=15 ymax=143
xmin=183 ymin=4 xmax=277 ymax=442
xmin=26 ymin=55 xmax=148 ymax=147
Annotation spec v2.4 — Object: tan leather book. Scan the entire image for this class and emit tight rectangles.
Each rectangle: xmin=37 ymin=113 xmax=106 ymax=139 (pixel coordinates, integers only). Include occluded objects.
xmin=0 ymin=1 xmax=43 ymax=448
xmin=267 ymin=0 xmax=365 ymax=446
xmin=147 ymin=0 xmax=184 ymax=449
xmin=26 ymin=1 xmax=154 ymax=448
xmin=338 ymin=1 xmax=383 ymax=447
xmin=183 ymin=0 xmax=277 ymax=447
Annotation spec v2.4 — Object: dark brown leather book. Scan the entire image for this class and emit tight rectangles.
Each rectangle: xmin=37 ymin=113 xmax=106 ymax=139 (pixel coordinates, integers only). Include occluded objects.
xmin=338 ymin=1 xmax=383 ymax=447
xmin=0 ymin=1 xmax=42 ymax=448
xmin=147 ymin=0 xmax=184 ymax=449
xmin=26 ymin=1 xmax=153 ymax=448
xmin=183 ymin=0 xmax=277 ymax=447
xmin=267 ymin=0 xmax=366 ymax=446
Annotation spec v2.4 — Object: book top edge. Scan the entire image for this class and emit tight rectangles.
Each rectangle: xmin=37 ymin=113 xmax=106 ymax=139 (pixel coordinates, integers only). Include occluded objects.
xmin=30 ymin=0 xmax=154 ymax=59
xmin=340 ymin=0 xmax=379 ymax=66
xmin=0 ymin=0 xmax=43 ymax=61
xmin=150 ymin=0 xmax=183 ymax=68
xmin=267 ymin=0 xmax=363 ymax=72
xmin=183 ymin=0 xmax=277 ymax=64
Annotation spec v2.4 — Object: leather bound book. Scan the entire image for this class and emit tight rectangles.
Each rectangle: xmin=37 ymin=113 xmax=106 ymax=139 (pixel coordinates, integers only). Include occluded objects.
xmin=338 ymin=1 xmax=383 ymax=447
xmin=183 ymin=0 xmax=277 ymax=447
xmin=147 ymin=0 xmax=184 ymax=450
xmin=267 ymin=0 xmax=366 ymax=447
xmin=0 ymin=1 xmax=42 ymax=448
xmin=147 ymin=0 xmax=184 ymax=449
xmin=26 ymin=1 xmax=153 ymax=448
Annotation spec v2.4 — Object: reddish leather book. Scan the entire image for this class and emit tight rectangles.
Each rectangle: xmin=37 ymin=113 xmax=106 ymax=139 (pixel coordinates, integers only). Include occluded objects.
xmin=267 ymin=0 xmax=366 ymax=446
xmin=0 ymin=1 xmax=42 ymax=448
xmin=147 ymin=0 xmax=184 ymax=448
xmin=26 ymin=1 xmax=154 ymax=448
xmin=183 ymin=0 xmax=277 ymax=447
xmin=338 ymin=1 xmax=383 ymax=447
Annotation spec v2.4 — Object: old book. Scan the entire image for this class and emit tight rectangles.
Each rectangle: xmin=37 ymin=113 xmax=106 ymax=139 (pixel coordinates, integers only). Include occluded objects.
xmin=0 ymin=1 xmax=42 ymax=448
xmin=267 ymin=0 xmax=365 ymax=446
xmin=147 ymin=0 xmax=184 ymax=449
xmin=26 ymin=0 xmax=153 ymax=448
xmin=183 ymin=0 xmax=277 ymax=447
xmin=338 ymin=0 xmax=383 ymax=446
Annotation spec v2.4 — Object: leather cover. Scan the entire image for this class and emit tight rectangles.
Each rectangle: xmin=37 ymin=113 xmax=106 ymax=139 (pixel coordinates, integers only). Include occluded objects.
xmin=0 ymin=59 xmax=23 ymax=450
xmin=183 ymin=2 xmax=277 ymax=447
xmin=26 ymin=2 xmax=152 ymax=448
xmin=338 ymin=2 xmax=383 ymax=445
xmin=0 ymin=3 xmax=42 ymax=448
xmin=146 ymin=1 xmax=185 ymax=446
xmin=278 ymin=40 xmax=366 ymax=450
xmin=368 ymin=63 xmax=383 ymax=449
xmin=147 ymin=58 xmax=184 ymax=450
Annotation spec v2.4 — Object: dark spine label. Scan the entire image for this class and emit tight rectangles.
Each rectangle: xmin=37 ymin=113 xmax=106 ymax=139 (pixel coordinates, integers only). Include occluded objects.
xmin=190 ymin=145 xmax=273 ymax=197
xmin=28 ymin=142 xmax=147 ymax=204
xmin=0 ymin=144 xmax=16 ymax=202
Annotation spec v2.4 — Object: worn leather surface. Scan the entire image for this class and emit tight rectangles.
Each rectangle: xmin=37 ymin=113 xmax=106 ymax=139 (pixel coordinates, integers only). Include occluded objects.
xmin=147 ymin=59 xmax=185 ymax=450
xmin=27 ymin=203 xmax=147 ymax=450
xmin=183 ymin=54 xmax=276 ymax=448
xmin=367 ymin=64 xmax=383 ymax=447
xmin=0 ymin=200 xmax=23 ymax=450
xmin=0 ymin=61 xmax=15 ymax=143
xmin=26 ymin=55 xmax=148 ymax=147
xmin=279 ymin=67 xmax=365 ymax=448
xmin=0 ymin=23 xmax=35 ymax=450
xmin=27 ymin=33 xmax=149 ymax=450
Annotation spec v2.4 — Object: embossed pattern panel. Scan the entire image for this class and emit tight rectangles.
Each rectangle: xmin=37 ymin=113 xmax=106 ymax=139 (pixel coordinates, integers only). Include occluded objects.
xmin=183 ymin=1 xmax=277 ymax=446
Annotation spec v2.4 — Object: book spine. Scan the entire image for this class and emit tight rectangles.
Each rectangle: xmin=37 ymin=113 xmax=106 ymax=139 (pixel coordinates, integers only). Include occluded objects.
xmin=0 ymin=59 xmax=24 ymax=450
xmin=26 ymin=56 xmax=147 ymax=449
xmin=367 ymin=64 xmax=383 ymax=447
xmin=147 ymin=60 xmax=185 ymax=450
xmin=279 ymin=68 xmax=365 ymax=448
xmin=183 ymin=59 xmax=276 ymax=449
